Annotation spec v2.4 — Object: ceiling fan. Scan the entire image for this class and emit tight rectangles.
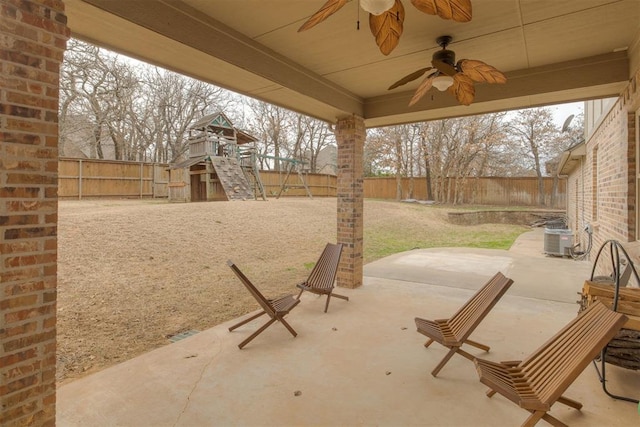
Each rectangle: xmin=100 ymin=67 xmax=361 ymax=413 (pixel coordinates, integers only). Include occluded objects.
xmin=388 ymin=35 xmax=507 ymax=106
xmin=298 ymin=0 xmax=472 ymax=55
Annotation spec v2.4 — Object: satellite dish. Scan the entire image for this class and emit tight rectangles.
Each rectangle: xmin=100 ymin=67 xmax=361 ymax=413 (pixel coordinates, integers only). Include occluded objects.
xmin=561 ymin=114 xmax=575 ymax=133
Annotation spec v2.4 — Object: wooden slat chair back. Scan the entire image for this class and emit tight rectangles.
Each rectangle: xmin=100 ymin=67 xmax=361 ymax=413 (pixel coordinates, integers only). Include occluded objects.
xmin=448 ymin=272 xmax=513 ymax=341
xmin=227 ymin=260 xmax=300 ymax=349
xmin=475 ymin=301 xmax=627 ymax=427
xmin=415 ymin=271 xmax=514 ymax=376
xmin=296 ymin=243 xmax=347 ymax=312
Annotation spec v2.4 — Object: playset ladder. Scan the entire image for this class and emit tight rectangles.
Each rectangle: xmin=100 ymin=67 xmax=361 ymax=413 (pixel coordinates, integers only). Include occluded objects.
xmin=238 ymin=148 xmax=267 ymax=201
xmin=209 ymin=157 xmax=255 ymax=201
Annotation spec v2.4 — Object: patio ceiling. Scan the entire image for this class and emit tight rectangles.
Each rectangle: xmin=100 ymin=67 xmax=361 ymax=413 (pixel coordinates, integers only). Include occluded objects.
xmin=65 ymin=0 xmax=640 ymax=127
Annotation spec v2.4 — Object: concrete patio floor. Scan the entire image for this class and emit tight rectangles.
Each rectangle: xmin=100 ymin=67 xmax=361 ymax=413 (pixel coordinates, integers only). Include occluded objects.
xmin=57 ymin=229 xmax=640 ymax=426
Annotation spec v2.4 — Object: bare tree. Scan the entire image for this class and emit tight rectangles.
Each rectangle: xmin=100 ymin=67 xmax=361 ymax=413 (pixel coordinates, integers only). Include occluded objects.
xmin=364 ymin=124 xmax=422 ymax=199
xmin=409 ymin=113 xmax=507 ymax=203
xmin=137 ymin=68 xmax=234 ymax=163
xmin=296 ymin=116 xmax=335 ymax=173
xmin=61 ymin=39 xmax=141 ymax=160
xmin=547 ymin=113 xmax=584 ymax=207
xmin=508 ymin=108 xmax=561 ymax=205
xmin=60 ymin=39 xmax=237 ymax=163
xmin=365 ymin=126 xmax=400 ymax=196
xmin=417 ymin=126 xmax=434 ymax=200
xmin=247 ymin=100 xmax=292 ymax=170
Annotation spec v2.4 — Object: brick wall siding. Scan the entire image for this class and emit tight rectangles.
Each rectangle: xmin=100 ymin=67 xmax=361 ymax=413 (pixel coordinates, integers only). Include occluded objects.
xmin=594 ymin=107 xmax=637 ymax=252
xmin=566 ymin=166 xmax=582 ymax=231
xmin=1 ymin=0 xmax=69 ymax=425
xmin=567 ymin=69 xmax=640 ymax=261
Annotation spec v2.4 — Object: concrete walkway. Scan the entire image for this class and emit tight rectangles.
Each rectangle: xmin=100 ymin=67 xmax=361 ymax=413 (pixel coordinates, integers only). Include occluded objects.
xmin=57 ymin=229 xmax=640 ymax=426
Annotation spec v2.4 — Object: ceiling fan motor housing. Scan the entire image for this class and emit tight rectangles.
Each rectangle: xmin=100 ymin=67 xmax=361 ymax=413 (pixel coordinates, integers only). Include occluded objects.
xmin=433 ymin=49 xmax=456 ymax=67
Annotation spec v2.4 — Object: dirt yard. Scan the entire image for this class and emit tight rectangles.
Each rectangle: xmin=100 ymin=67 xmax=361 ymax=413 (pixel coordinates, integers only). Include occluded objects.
xmin=57 ymin=198 xmax=525 ymax=383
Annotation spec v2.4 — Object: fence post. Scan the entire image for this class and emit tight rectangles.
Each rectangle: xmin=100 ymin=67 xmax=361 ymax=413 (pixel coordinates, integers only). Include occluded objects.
xmin=140 ymin=162 xmax=144 ymax=198
xmin=78 ymin=159 xmax=83 ymax=200
xmin=153 ymin=164 xmax=158 ymax=198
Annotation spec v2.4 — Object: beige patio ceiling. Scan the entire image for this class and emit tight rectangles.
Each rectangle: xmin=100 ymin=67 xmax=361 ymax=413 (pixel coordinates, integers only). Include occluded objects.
xmin=66 ymin=0 xmax=640 ymax=127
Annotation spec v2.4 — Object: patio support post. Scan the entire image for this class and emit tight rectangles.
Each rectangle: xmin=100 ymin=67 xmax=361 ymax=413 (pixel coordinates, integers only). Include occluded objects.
xmin=0 ymin=1 xmax=69 ymax=425
xmin=335 ymin=115 xmax=365 ymax=288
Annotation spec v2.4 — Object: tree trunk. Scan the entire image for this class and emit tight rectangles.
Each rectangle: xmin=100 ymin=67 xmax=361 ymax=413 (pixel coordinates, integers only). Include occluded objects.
xmin=424 ymin=152 xmax=433 ymax=200
xmin=551 ymin=175 xmax=559 ymax=208
xmin=395 ymin=173 xmax=402 ymax=200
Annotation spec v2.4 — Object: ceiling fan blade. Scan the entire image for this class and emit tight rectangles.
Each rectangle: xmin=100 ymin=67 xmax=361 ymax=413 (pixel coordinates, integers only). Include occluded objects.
xmin=298 ymin=0 xmax=349 ymax=32
xmin=411 ymin=0 xmax=472 ymax=22
xmin=448 ymin=73 xmax=475 ymax=105
xmin=369 ymin=0 xmax=405 ymax=55
xmin=408 ymin=74 xmax=435 ymax=106
xmin=457 ymin=59 xmax=507 ymax=84
xmin=388 ymin=67 xmax=434 ymax=90
xmin=432 ymin=58 xmax=457 ymax=76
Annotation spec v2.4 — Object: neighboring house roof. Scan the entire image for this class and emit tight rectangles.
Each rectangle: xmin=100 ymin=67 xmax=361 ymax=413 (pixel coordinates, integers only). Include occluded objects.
xmin=315 ymin=145 xmax=337 ymax=175
xmin=558 ymin=141 xmax=587 ymax=176
xmin=61 ymin=141 xmax=89 ymax=159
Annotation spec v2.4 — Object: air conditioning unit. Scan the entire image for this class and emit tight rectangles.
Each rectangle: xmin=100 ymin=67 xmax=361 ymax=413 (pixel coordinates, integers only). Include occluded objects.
xmin=544 ymin=228 xmax=574 ymax=256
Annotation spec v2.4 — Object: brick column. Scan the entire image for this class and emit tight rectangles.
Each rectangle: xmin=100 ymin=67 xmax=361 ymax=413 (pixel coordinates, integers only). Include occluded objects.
xmin=1 ymin=1 xmax=69 ymax=426
xmin=335 ymin=115 xmax=365 ymax=289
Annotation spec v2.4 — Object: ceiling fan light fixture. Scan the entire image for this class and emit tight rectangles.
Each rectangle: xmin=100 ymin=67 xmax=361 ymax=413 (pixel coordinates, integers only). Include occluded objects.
xmin=432 ymin=75 xmax=454 ymax=91
xmin=360 ymin=0 xmax=395 ymax=15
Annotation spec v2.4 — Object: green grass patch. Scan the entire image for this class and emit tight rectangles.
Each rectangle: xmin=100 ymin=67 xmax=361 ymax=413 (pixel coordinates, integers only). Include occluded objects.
xmin=364 ymin=226 xmax=527 ymax=262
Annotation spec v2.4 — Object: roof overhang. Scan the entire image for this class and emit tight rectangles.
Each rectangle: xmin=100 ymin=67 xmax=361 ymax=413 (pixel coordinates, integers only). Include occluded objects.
xmin=65 ymin=0 xmax=640 ymax=126
xmin=558 ymin=141 xmax=587 ymax=176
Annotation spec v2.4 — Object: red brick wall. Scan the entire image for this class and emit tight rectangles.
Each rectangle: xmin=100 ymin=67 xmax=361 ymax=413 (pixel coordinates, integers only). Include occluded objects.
xmin=335 ymin=116 xmax=365 ymax=289
xmin=567 ymin=70 xmax=640 ymax=259
xmin=590 ymin=107 xmax=636 ymax=252
xmin=1 ymin=0 xmax=69 ymax=425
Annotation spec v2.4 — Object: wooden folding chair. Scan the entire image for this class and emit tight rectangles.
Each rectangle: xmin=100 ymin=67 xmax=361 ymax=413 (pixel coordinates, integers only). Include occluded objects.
xmin=227 ymin=260 xmax=300 ymax=349
xmin=296 ymin=242 xmax=346 ymax=312
xmin=415 ymin=271 xmax=514 ymax=376
xmin=475 ymin=301 xmax=627 ymax=427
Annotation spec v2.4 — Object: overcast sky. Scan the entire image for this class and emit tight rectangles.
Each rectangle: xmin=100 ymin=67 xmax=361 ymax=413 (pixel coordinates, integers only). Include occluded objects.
xmin=551 ymin=101 xmax=583 ymax=128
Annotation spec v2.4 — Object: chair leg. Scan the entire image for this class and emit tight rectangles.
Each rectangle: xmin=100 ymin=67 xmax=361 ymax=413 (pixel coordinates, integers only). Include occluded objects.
xmin=278 ymin=316 xmax=298 ymax=338
xmin=237 ymin=318 xmax=277 ymax=349
xmin=324 ymin=294 xmax=331 ymax=313
xmin=331 ymin=293 xmax=349 ymax=301
xmin=486 ymin=389 xmax=496 ymax=398
xmin=455 ymin=347 xmax=475 ymax=361
xmin=228 ymin=311 xmax=266 ymax=331
xmin=556 ymin=395 xmax=582 ymax=410
xmin=465 ymin=338 xmax=490 ymax=352
xmin=424 ymin=338 xmax=434 ymax=348
xmin=431 ymin=347 xmax=457 ymax=377
xmin=522 ymin=410 xmax=546 ymax=427
xmin=540 ymin=413 xmax=568 ymax=427
xmin=296 ymin=288 xmax=304 ymax=300
xmin=324 ymin=292 xmax=348 ymax=313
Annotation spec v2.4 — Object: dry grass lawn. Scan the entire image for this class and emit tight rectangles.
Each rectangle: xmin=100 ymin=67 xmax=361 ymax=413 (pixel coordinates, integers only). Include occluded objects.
xmin=57 ymin=198 xmax=526 ymax=383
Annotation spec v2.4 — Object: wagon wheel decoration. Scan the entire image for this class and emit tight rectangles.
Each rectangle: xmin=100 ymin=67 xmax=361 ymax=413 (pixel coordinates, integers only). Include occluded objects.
xmin=586 ymin=239 xmax=640 ymax=404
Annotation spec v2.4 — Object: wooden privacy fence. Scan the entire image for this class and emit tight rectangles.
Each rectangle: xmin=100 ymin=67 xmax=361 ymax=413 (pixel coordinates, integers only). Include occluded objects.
xmin=259 ymin=171 xmax=336 ymax=197
xmin=57 ymin=158 xmax=565 ymax=207
xmin=363 ymin=176 xmax=567 ymax=208
xmin=59 ymin=158 xmax=169 ymax=199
